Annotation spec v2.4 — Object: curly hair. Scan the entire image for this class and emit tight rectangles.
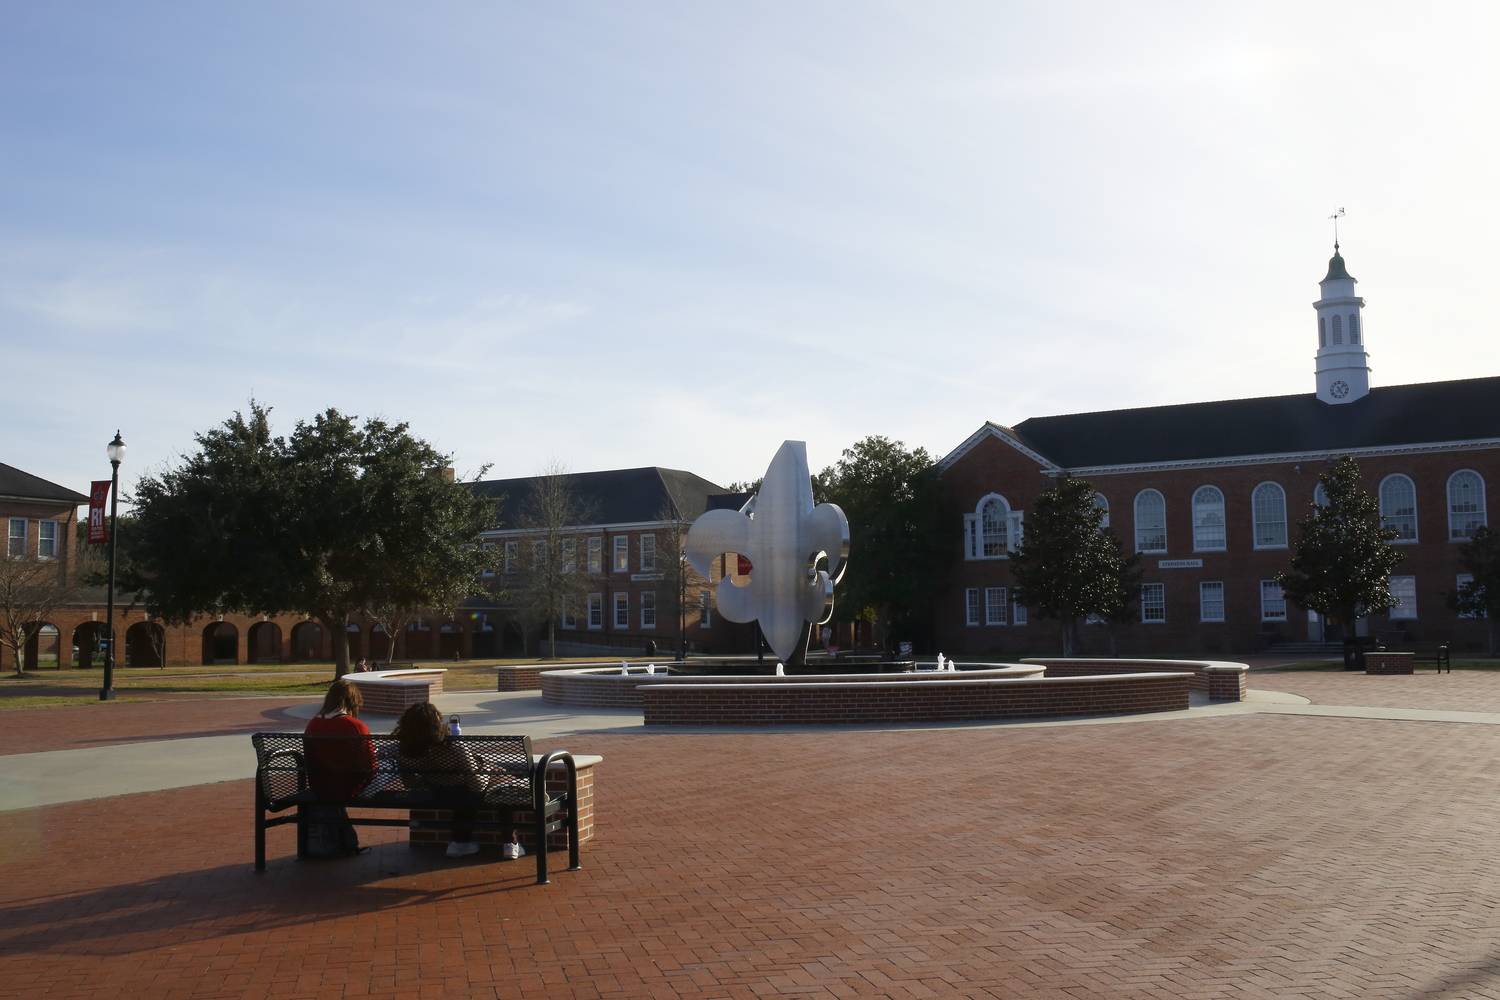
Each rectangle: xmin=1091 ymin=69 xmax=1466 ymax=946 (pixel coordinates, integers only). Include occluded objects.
xmin=317 ymin=678 xmax=363 ymax=717
xmin=392 ymin=701 xmax=449 ymax=757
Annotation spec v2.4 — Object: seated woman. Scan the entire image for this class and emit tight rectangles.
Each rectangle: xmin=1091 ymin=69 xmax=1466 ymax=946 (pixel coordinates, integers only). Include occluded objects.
xmin=392 ymin=702 xmax=523 ymax=859
xmin=302 ymin=679 xmax=377 ymax=856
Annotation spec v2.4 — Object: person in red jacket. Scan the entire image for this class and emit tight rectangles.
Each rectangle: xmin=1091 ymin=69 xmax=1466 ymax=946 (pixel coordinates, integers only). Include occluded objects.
xmin=303 ymin=679 xmax=377 ymax=856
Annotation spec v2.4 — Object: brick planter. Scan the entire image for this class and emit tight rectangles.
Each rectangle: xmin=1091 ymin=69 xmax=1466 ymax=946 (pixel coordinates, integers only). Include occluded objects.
xmin=1365 ymin=652 xmax=1415 ymax=675
xmin=408 ymin=755 xmax=600 ymax=849
xmin=1023 ymin=658 xmax=1249 ymax=701
xmin=347 ymin=669 xmax=446 ymax=716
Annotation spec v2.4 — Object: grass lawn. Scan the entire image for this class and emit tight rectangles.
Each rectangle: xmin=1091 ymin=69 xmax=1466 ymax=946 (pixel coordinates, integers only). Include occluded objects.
xmin=0 ymin=657 xmax=646 ymax=710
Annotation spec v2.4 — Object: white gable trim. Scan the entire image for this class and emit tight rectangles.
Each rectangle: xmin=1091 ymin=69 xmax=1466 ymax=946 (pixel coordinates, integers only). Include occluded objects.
xmin=938 ymin=423 xmax=1061 ymax=473
xmin=1053 ymin=437 xmax=1500 ymax=478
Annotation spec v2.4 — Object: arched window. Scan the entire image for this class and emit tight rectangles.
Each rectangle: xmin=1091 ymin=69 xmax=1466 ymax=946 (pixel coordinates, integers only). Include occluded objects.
xmin=1134 ymin=490 xmax=1166 ymax=553
xmin=1094 ymin=492 xmax=1109 ymax=529
xmin=1318 ymin=317 xmax=1327 ymax=348
xmin=1252 ymin=482 xmax=1288 ymax=548
xmin=1192 ymin=486 xmax=1226 ymax=550
xmin=1379 ymin=474 xmax=1418 ymax=541
xmin=1348 ymin=312 xmax=1361 ymax=345
xmin=981 ymin=497 xmax=1009 ymax=556
xmin=1314 ymin=482 xmax=1329 ymax=507
xmin=1331 ymin=314 xmax=1343 ymax=344
xmin=1448 ymin=470 xmax=1487 ymax=540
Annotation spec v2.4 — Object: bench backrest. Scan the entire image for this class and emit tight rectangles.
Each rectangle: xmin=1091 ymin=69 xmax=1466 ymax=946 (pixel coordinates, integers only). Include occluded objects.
xmin=251 ymin=732 xmax=536 ymax=810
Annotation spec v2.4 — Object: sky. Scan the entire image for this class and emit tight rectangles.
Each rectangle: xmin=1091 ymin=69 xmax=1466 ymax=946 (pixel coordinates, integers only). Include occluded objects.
xmin=3 ymin=1 xmax=1498 ymax=498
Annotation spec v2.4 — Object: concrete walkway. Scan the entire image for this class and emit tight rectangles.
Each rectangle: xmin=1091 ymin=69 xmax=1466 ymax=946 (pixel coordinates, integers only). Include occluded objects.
xmin=9 ymin=683 xmax=1500 ymax=813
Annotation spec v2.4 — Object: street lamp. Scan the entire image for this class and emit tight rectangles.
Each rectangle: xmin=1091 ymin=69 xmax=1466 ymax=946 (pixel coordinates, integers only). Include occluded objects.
xmin=101 ymin=431 xmax=125 ymax=701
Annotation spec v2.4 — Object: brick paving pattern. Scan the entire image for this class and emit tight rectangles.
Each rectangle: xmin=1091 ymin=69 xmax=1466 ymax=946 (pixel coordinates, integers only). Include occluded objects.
xmin=1254 ymin=668 xmax=1500 ymax=712
xmin=7 ymin=715 xmax=1500 ymax=998
xmin=0 ymin=699 xmax=309 ymax=756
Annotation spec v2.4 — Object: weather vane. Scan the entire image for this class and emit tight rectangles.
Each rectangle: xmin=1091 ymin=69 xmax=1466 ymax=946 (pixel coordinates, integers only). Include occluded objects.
xmin=1328 ymin=207 xmax=1345 ymax=250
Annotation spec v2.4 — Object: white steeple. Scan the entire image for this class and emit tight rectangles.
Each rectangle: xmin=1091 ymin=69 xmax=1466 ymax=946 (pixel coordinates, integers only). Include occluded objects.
xmin=1313 ymin=244 xmax=1370 ymax=404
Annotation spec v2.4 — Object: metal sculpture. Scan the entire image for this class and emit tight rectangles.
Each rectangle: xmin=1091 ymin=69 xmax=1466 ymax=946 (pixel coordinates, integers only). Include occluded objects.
xmin=686 ymin=440 xmax=850 ymax=664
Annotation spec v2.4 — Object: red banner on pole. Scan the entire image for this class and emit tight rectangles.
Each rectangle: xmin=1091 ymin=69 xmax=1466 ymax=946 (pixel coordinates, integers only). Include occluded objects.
xmin=88 ymin=481 xmax=110 ymax=544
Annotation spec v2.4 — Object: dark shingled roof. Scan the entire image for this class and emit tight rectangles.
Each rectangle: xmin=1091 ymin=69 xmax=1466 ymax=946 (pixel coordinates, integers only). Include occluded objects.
xmin=0 ymin=462 xmax=88 ymax=504
xmin=472 ymin=467 xmax=729 ymax=528
xmin=1008 ymin=377 xmax=1500 ymax=469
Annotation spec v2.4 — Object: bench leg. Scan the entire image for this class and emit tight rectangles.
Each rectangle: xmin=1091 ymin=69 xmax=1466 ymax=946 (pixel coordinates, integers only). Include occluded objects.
xmin=567 ymin=794 xmax=581 ymax=872
xmin=255 ymin=806 xmax=267 ymax=872
xmin=535 ymin=810 xmax=549 ymax=885
xmin=296 ymin=806 xmax=308 ymax=861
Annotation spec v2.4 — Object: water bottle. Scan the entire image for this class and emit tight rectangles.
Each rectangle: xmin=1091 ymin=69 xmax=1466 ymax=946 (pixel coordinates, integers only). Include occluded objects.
xmin=449 ymin=715 xmax=462 ymax=737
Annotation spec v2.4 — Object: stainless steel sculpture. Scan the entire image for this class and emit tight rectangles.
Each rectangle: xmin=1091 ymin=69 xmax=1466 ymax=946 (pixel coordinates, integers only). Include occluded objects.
xmin=686 ymin=440 xmax=850 ymax=664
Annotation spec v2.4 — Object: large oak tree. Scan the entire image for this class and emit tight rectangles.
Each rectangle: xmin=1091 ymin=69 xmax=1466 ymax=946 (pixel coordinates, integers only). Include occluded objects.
xmin=128 ymin=403 xmax=496 ymax=675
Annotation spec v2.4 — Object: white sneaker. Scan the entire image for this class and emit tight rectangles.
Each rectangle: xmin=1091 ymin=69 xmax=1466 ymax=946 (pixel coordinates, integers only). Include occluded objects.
xmin=502 ymin=842 xmax=525 ymax=859
xmin=446 ymin=841 xmax=479 ymax=858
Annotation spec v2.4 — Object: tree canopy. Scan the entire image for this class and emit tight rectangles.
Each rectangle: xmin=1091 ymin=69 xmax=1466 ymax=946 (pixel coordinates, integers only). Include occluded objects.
xmin=1276 ymin=455 xmax=1404 ymax=655
xmin=1447 ymin=525 xmax=1500 ymax=652
xmin=813 ymin=436 xmax=951 ymax=651
xmin=1008 ymin=476 xmax=1139 ymax=657
xmin=128 ymin=403 xmax=496 ymax=674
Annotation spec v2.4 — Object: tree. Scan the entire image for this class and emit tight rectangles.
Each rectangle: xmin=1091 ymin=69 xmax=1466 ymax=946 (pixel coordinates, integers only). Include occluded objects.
xmin=1276 ymin=455 xmax=1405 ymax=669
xmin=128 ymin=403 xmax=497 ymax=676
xmin=1447 ymin=525 xmax=1500 ymax=654
xmin=652 ymin=500 xmax=702 ymax=661
xmin=813 ymin=436 xmax=952 ymax=653
xmin=510 ymin=464 xmax=595 ymax=659
xmin=0 ymin=554 xmax=80 ymax=676
xmin=1008 ymin=476 xmax=1140 ymax=657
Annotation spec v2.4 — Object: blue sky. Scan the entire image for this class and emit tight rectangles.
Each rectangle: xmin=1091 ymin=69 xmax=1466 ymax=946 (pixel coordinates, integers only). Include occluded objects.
xmin=4 ymin=1 xmax=1498 ymax=496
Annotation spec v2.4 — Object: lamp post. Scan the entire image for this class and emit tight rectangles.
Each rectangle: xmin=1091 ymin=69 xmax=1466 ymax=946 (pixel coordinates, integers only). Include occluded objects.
xmin=100 ymin=431 xmax=125 ymax=701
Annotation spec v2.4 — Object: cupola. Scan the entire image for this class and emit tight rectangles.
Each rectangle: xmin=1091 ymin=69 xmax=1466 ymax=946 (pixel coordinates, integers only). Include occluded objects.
xmin=1313 ymin=245 xmax=1370 ymax=404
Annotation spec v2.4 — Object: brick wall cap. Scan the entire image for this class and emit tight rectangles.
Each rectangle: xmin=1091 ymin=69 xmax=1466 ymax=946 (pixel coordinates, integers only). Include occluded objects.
xmin=1023 ymin=657 xmax=1249 ymax=672
xmin=348 ymin=669 xmax=446 ymax=687
xmin=549 ymin=665 xmax=1042 ymax=682
xmin=536 ymin=754 xmax=603 ymax=769
xmin=639 ymin=672 xmax=1193 ymax=692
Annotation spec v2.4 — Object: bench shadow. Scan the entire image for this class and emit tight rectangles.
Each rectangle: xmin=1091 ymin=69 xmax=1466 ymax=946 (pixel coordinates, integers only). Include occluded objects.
xmin=38 ymin=707 xmax=309 ymax=749
xmin=1402 ymin=954 xmax=1500 ymax=998
xmin=0 ymin=840 xmax=544 ymax=957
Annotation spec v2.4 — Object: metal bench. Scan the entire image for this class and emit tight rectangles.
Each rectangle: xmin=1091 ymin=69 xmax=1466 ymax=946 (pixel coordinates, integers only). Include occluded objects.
xmin=1375 ymin=643 xmax=1451 ymax=673
xmin=251 ymin=732 xmax=581 ymax=884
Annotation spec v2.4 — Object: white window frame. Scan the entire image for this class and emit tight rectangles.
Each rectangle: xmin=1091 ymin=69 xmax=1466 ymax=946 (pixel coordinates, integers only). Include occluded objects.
xmin=588 ymin=593 xmax=603 ymax=629
xmin=481 ymin=541 xmax=496 ymax=577
xmin=1447 ymin=470 xmax=1487 ymax=541
xmin=532 ymin=539 xmax=547 ymax=570
xmin=561 ymin=602 xmax=577 ymax=630
xmin=985 ymin=587 xmax=1008 ymax=626
xmin=1199 ymin=581 xmax=1225 ymax=622
xmin=8 ymin=518 xmax=25 ymax=558
xmin=699 ymin=590 xmax=712 ymax=628
xmin=1191 ymin=486 xmax=1226 ymax=552
xmin=965 ymin=588 xmax=981 ymax=626
xmin=1013 ymin=602 xmax=1027 ymax=626
xmin=614 ymin=592 xmax=629 ymax=628
xmin=1314 ymin=482 xmax=1329 ymax=508
xmin=587 ymin=536 xmax=603 ymax=573
xmin=1379 ymin=474 xmax=1419 ymax=543
xmin=613 ymin=535 xmax=629 ymax=572
xmin=641 ymin=590 xmax=657 ymax=628
xmin=1134 ymin=490 xmax=1167 ymax=554
xmin=1388 ymin=575 xmax=1417 ymax=619
xmin=1260 ymin=580 xmax=1287 ymax=621
xmin=36 ymin=520 xmax=57 ymax=561
xmin=1140 ymin=583 xmax=1165 ymax=623
xmin=562 ymin=538 xmax=577 ymax=574
xmin=963 ymin=494 xmax=1023 ymax=560
xmin=640 ymin=534 xmax=656 ymax=572
xmin=1456 ymin=574 xmax=1480 ymax=618
xmin=1094 ymin=493 xmax=1109 ymax=529
xmin=1252 ymin=482 xmax=1289 ymax=549
xmin=504 ymin=540 xmax=519 ymax=574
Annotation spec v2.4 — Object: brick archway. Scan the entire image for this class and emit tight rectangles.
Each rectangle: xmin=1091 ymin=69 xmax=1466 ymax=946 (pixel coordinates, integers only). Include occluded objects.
xmin=202 ymin=622 xmax=239 ymax=666
xmin=247 ymin=621 xmax=282 ymax=664
xmin=125 ymin=622 xmax=165 ymax=667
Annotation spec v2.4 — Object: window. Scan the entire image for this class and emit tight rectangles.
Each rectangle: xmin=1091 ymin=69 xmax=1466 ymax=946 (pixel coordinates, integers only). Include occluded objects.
xmin=1348 ymin=312 xmax=1361 ymax=344
xmin=1388 ymin=575 xmax=1417 ymax=619
xmin=1192 ymin=486 xmax=1226 ymax=551
xmin=1094 ymin=493 xmax=1109 ymax=529
xmin=587 ymin=536 xmax=603 ymax=573
xmin=1260 ymin=580 xmax=1287 ymax=621
xmin=588 ymin=593 xmax=603 ymax=629
xmin=1314 ymin=482 xmax=1329 ymax=507
xmin=1134 ymin=490 xmax=1167 ymax=553
xmin=8 ymin=518 xmax=24 ymax=558
xmin=614 ymin=536 xmax=629 ymax=571
xmin=37 ymin=521 xmax=57 ymax=560
xmin=614 ymin=593 xmax=629 ymax=627
xmin=562 ymin=538 xmax=577 ymax=573
xmin=1448 ymin=470 xmax=1487 ymax=540
xmin=981 ymin=498 xmax=1008 ymax=556
xmin=1456 ymin=574 xmax=1480 ymax=618
xmin=504 ymin=541 xmax=518 ymax=574
xmin=1252 ymin=482 xmax=1288 ymax=548
xmin=1331 ymin=313 xmax=1343 ymax=344
xmin=965 ymin=588 xmax=981 ymax=626
xmin=481 ymin=542 xmax=496 ymax=577
xmin=532 ymin=539 xmax=547 ymax=569
xmin=1013 ymin=602 xmax=1027 ymax=626
xmin=1379 ymin=474 xmax=1418 ymax=542
xmin=1140 ymin=583 xmax=1165 ymax=623
xmin=1318 ymin=317 xmax=1326 ymax=348
xmin=1199 ymin=581 xmax=1225 ymax=622
xmin=562 ymin=603 xmax=577 ymax=629
xmin=985 ymin=587 xmax=1008 ymax=625
xmin=700 ymin=590 xmax=712 ymax=628
xmin=640 ymin=535 xmax=656 ymax=572
xmin=641 ymin=591 xmax=657 ymax=628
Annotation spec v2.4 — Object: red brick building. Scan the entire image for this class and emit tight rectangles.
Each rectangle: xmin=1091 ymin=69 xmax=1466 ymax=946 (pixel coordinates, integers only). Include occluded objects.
xmin=935 ymin=248 xmax=1500 ymax=657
